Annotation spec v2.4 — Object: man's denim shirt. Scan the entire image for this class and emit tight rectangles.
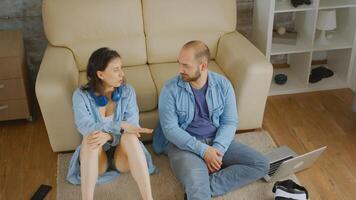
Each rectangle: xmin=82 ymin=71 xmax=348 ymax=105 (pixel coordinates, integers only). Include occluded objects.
xmin=153 ymin=71 xmax=239 ymax=158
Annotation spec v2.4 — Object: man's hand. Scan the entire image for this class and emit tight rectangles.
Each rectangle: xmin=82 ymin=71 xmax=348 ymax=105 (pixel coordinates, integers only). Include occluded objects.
xmin=120 ymin=122 xmax=153 ymax=137
xmin=203 ymin=146 xmax=223 ymax=173
xmin=87 ymin=131 xmax=112 ymax=149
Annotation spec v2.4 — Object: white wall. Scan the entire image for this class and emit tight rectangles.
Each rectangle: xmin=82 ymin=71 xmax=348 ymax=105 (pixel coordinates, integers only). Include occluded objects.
xmin=312 ymin=51 xmax=327 ymax=60
xmin=351 ymin=62 xmax=356 ymax=92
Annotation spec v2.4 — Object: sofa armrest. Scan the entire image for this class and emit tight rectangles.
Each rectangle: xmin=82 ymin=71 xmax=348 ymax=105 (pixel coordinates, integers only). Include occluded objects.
xmin=216 ymin=31 xmax=273 ymax=130
xmin=35 ymin=46 xmax=80 ymax=152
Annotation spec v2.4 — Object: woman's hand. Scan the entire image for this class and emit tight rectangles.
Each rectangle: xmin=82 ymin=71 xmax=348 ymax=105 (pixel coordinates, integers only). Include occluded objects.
xmin=87 ymin=131 xmax=112 ymax=149
xmin=120 ymin=122 xmax=153 ymax=137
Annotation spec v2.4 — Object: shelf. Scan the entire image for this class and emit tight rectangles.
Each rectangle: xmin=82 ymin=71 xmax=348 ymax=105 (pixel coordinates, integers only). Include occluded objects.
xmin=319 ymin=0 xmax=356 ymax=10
xmin=271 ymin=10 xmax=315 ymax=55
xmin=270 ymin=68 xmax=307 ymax=95
xmin=275 ymin=0 xmax=316 ymax=13
xmin=270 ymin=69 xmax=349 ymax=95
xmin=271 ymin=41 xmax=311 ymax=55
xmin=313 ymin=33 xmax=354 ymax=51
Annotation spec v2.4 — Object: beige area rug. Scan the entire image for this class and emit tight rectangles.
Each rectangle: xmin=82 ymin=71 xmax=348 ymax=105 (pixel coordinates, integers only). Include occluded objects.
xmin=57 ymin=131 xmax=299 ymax=200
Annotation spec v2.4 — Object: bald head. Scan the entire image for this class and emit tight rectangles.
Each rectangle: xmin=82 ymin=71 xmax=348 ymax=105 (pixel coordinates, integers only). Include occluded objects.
xmin=182 ymin=40 xmax=210 ymax=64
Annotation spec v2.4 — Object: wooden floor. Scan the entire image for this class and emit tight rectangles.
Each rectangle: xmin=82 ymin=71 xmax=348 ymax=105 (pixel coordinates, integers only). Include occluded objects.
xmin=263 ymin=89 xmax=356 ymax=200
xmin=0 ymin=88 xmax=355 ymax=200
xmin=0 ymin=114 xmax=57 ymax=199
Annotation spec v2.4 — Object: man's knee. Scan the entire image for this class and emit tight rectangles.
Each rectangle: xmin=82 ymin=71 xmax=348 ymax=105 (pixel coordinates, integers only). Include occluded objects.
xmin=182 ymin=167 xmax=209 ymax=183
xmin=170 ymin=153 xmax=205 ymax=173
xmin=169 ymin=153 xmax=208 ymax=184
xmin=174 ymin=162 xmax=209 ymax=187
xmin=180 ymin=168 xmax=211 ymax=199
xmin=168 ymin=149 xmax=211 ymax=198
xmin=235 ymin=142 xmax=270 ymax=176
xmin=254 ymin=154 xmax=270 ymax=176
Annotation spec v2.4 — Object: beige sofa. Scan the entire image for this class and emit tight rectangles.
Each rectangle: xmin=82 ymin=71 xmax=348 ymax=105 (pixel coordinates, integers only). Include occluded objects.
xmin=36 ymin=0 xmax=273 ymax=152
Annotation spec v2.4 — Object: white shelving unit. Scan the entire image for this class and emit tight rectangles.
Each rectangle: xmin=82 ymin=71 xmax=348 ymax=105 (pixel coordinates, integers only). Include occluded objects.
xmin=252 ymin=0 xmax=356 ymax=95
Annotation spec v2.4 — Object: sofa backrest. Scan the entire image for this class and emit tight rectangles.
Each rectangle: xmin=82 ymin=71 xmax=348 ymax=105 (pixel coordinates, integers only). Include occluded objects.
xmin=42 ymin=0 xmax=147 ymax=71
xmin=142 ymin=0 xmax=236 ymax=64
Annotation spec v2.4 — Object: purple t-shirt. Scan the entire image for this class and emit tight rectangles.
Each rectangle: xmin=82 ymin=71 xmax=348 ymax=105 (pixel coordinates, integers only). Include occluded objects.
xmin=186 ymin=82 xmax=217 ymax=139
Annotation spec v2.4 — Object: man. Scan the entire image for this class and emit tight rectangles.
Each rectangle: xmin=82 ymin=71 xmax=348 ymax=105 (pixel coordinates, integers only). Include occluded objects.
xmin=153 ymin=40 xmax=269 ymax=200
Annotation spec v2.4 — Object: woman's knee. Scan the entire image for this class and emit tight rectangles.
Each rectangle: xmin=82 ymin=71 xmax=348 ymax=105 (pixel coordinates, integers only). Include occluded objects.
xmin=81 ymin=135 xmax=108 ymax=174
xmin=120 ymin=133 xmax=140 ymax=147
xmin=80 ymin=134 xmax=104 ymax=158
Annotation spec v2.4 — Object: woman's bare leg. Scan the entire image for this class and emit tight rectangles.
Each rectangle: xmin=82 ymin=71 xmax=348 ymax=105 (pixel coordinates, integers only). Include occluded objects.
xmin=80 ymin=135 xmax=108 ymax=200
xmin=114 ymin=134 xmax=153 ymax=200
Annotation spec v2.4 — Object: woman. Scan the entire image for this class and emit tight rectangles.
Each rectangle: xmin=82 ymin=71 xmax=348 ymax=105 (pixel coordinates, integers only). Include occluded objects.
xmin=67 ymin=47 xmax=156 ymax=200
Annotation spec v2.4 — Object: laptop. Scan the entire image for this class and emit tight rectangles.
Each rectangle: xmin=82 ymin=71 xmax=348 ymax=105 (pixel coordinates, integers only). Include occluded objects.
xmin=263 ymin=146 xmax=327 ymax=182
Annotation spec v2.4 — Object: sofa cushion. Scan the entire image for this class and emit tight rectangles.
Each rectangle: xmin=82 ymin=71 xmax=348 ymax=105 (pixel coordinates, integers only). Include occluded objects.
xmin=149 ymin=61 xmax=226 ymax=94
xmin=142 ymin=0 xmax=236 ymax=64
xmin=79 ymin=65 xmax=157 ymax=112
xmin=42 ymin=0 xmax=147 ymax=70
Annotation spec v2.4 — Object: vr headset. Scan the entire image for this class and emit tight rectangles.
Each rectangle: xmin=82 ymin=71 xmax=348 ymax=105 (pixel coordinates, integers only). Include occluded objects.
xmin=272 ymin=179 xmax=309 ymax=200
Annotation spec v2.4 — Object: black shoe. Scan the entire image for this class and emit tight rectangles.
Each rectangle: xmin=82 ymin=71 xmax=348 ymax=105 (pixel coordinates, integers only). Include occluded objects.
xmin=291 ymin=0 xmax=300 ymax=7
xmin=302 ymin=0 xmax=312 ymax=5
xmin=309 ymin=71 xmax=323 ymax=83
xmin=291 ymin=0 xmax=309 ymax=7
xmin=309 ymin=66 xmax=334 ymax=83
xmin=311 ymin=66 xmax=334 ymax=78
xmin=322 ymin=68 xmax=334 ymax=78
xmin=184 ymin=193 xmax=187 ymax=200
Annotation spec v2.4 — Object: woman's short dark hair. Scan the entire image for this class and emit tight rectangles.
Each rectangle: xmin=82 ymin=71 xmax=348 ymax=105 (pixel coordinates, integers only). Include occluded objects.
xmin=81 ymin=47 xmax=121 ymax=93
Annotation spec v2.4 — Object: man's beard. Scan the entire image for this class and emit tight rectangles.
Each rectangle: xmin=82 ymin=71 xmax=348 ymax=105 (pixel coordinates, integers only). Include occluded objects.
xmin=180 ymin=69 xmax=201 ymax=82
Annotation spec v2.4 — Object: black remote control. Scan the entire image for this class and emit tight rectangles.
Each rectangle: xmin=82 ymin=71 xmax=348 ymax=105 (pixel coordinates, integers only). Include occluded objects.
xmin=30 ymin=184 xmax=52 ymax=200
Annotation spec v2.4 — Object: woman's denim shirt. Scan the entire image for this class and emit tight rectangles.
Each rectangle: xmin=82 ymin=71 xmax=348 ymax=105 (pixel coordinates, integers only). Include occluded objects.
xmin=67 ymin=84 xmax=156 ymax=185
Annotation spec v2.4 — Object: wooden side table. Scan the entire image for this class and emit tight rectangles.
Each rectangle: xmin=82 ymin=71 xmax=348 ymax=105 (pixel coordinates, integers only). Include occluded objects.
xmin=0 ymin=30 xmax=32 ymax=121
